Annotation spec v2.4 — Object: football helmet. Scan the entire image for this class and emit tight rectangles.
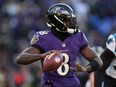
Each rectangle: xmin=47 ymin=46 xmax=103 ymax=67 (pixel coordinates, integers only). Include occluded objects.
xmin=46 ymin=3 xmax=78 ymax=34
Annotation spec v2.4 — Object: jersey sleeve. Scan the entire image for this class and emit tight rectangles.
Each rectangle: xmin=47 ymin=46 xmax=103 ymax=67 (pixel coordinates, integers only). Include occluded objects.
xmin=79 ymin=32 xmax=88 ymax=51
xmin=29 ymin=31 xmax=48 ymax=51
xmin=30 ymin=32 xmax=42 ymax=49
xmin=106 ymin=34 xmax=116 ymax=56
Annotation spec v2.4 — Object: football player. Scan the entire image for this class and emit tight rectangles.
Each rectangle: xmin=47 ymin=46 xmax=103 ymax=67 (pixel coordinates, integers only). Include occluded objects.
xmin=16 ymin=3 xmax=103 ymax=87
xmin=94 ymin=34 xmax=116 ymax=87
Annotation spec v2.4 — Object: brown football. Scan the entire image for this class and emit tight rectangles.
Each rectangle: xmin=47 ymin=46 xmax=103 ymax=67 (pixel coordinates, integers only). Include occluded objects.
xmin=43 ymin=52 xmax=63 ymax=72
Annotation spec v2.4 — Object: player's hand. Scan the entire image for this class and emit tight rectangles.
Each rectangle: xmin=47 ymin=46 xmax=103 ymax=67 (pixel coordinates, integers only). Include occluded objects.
xmin=42 ymin=50 xmax=66 ymax=59
xmin=42 ymin=50 xmax=58 ymax=59
xmin=42 ymin=50 xmax=68 ymax=59
xmin=74 ymin=62 xmax=86 ymax=72
xmin=70 ymin=62 xmax=86 ymax=72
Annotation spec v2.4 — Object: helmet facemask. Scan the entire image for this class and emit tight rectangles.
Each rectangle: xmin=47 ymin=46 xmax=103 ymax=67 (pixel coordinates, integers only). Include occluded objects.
xmin=46 ymin=3 xmax=78 ymax=34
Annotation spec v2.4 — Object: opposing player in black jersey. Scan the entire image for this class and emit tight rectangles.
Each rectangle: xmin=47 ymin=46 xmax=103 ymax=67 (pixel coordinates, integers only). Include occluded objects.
xmin=94 ymin=34 xmax=116 ymax=87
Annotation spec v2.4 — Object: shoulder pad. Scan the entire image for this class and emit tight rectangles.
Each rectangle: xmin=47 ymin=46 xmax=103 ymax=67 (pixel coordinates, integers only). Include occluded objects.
xmin=106 ymin=34 xmax=116 ymax=56
xmin=30 ymin=31 xmax=49 ymax=45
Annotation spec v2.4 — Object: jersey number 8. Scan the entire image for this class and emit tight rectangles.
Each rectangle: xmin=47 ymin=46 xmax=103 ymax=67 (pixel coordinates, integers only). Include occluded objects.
xmin=57 ymin=53 xmax=70 ymax=76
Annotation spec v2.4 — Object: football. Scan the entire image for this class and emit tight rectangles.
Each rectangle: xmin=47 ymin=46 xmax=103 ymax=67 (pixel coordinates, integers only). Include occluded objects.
xmin=43 ymin=52 xmax=63 ymax=72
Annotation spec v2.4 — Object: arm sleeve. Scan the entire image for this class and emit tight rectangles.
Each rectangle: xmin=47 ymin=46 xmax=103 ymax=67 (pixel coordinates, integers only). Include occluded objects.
xmin=100 ymin=48 xmax=115 ymax=72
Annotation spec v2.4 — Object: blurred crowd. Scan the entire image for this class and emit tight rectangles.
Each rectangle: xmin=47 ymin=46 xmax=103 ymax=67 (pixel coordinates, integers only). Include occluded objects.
xmin=0 ymin=0 xmax=116 ymax=87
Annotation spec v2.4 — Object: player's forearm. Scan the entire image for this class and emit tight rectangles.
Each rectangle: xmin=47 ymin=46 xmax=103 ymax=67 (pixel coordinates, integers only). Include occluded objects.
xmin=85 ymin=57 xmax=103 ymax=73
xmin=16 ymin=52 xmax=45 ymax=65
xmin=100 ymin=48 xmax=115 ymax=72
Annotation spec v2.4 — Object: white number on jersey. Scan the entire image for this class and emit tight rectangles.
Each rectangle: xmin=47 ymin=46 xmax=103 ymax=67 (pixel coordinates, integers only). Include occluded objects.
xmin=57 ymin=53 xmax=70 ymax=76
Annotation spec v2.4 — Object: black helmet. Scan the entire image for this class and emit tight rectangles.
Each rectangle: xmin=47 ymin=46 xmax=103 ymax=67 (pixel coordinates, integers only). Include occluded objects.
xmin=46 ymin=3 xmax=78 ymax=34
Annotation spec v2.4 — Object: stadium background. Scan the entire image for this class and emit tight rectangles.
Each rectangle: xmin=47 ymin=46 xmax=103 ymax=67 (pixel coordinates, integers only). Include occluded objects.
xmin=0 ymin=0 xmax=115 ymax=87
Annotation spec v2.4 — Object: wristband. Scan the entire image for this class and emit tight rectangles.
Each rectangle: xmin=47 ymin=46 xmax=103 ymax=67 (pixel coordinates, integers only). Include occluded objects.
xmin=86 ymin=58 xmax=100 ymax=73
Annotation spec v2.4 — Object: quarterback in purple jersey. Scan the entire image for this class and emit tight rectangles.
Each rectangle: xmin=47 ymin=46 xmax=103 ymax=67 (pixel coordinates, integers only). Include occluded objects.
xmin=16 ymin=3 xmax=103 ymax=87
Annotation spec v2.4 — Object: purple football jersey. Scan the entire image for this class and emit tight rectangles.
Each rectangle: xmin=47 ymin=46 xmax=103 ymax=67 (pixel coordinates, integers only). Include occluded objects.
xmin=30 ymin=30 xmax=88 ymax=87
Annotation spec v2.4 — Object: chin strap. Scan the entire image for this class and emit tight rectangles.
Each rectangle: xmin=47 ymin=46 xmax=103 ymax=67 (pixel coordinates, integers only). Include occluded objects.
xmin=67 ymin=27 xmax=78 ymax=34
